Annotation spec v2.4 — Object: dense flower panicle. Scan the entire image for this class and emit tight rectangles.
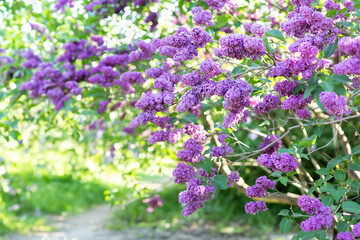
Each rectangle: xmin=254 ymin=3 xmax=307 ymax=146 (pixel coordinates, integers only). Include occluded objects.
xmin=144 ymin=195 xmax=163 ymax=213
xmin=177 ymin=90 xmax=201 ymax=112
xmin=191 ymin=7 xmax=214 ymax=27
xmin=199 ymin=60 xmax=222 ymax=78
xmin=319 ymin=91 xmax=351 ymax=119
xmin=223 ymin=110 xmax=249 ymax=129
xmin=129 ymin=39 xmax=156 ymax=62
xmin=189 ymin=104 xmax=202 ymax=117
xmin=353 ymin=223 xmax=360 ymax=237
xmin=120 ymin=71 xmax=146 ymax=85
xmin=253 ymin=94 xmax=281 ymax=115
xmin=198 ymin=168 xmax=216 ymax=178
xmin=258 ymin=135 xmax=282 ymax=154
xmin=334 ymin=57 xmax=360 ymax=75
xmin=244 ymin=22 xmax=267 ymax=37
xmin=145 ymin=12 xmax=158 ymax=32
xmin=191 ymin=27 xmax=213 ymax=48
xmin=245 ymin=201 xmax=267 ymax=215
xmin=91 ymin=35 xmax=104 ymax=46
xmin=344 ymin=0 xmax=355 ymax=11
xmin=145 ymin=67 xmax=166 ymax=79
xmin=123 ymin=127 xmax=134 ymax=135
xmin=337 ymin=232 xmax=355 ymax=240
xmin=223 ymin=80 xmax=252 ymax=113
xmin=210 ymin=135 xmax=233 ymax=157
xmin=246 ymin=176 xmax=275 ymax=198
xmin=227 ymin=171 xmax=239 ymax=187
xmin=177 ymin=138 xmax=204 ymax=163
xmin=281 ymin=94 xmax=312 ymax=110
xmin=182 ymin=71 xmax=204 ymax=86
xmin=339 ymin=36 xmax=360 ymax=57
xmin=178 ymin=178 xmax=215 ymax=217
xmin=216 ymin=34 xmax=266 ymax=60
xmin=324 ymin=0 xmax=341 ymax=11
xmin=204 ymin=0 xmax=229 ymax=10
xmin=173 ymin=162 xmax=196 ymax=184
xmin=21 ymin=50 xmax=42 ymax=69
xmin=218 ymin=134 xmax=228 ymax=143
xmin=257 ymin=153 xmax=298 ymax=172
xmin=98 ymin=100 xmax=111 ymax=114
xmin=296 ymin=108 xmax=312 ymax=120
xmin=147 ymin=128 xmax=171 ymax=144
xmin=57 ymin=40 xmax=100 ymax=63
xmin=298 ymin=195 xmax=325 ymax=215
xmin=54 ymin=0 xmax=74 ymax=12
xmin=181 ymin=123 xmax=207 ymax=142
xmin=154 ymin=74 xmax=176 ymax=92
xmin=300 ymin=212 xmax=333 ymax=232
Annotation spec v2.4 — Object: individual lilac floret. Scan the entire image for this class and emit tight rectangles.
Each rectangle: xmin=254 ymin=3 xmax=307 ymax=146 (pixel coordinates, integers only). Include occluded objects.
xmin=178 ymin=178 xmax=215 ymax=217
xmin=173 ymin=162 xmax=196 ymax=184
xmin=319 ymin=91 xmax=351 ymax=119
xmin=245 ymin=201 xmax=268 ymax=215
xmin=227 ymin=171 xmax=239 ymax=187
xmin=199 ymin=60 xmax=222 ymax=78
xmin=353 ymin=223 xmax=360 ymax=237
xmin=191 ymin=6 xmax=214 ymax=27
xmin=337 ymin=232 xmax=355 ymax=240
xmin=258 ymin=135 xmax=282 ymax=154
xmin=274 ymin=80 xmax=299 ymax=97
xmin=143 ymin=195 xmax=163 ymax=213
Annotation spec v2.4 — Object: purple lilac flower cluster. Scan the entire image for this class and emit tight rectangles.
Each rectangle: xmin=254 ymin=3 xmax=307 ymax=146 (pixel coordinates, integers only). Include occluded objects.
xmin=274 ymin=80 xmax=298 ymax=97
xmin=145 ymin=12 xmax=158 ymax=32
xmin=227 ymin=171 xmax=239 ymax=187
xmin=129 ymin=40 xmax=156 ymax=62
xmin=199 ymin=60 xmax=222 ymax=78
xmin=244 ymin=22 xmax=268 ymax=37
xmin=258 ymin=135 xmax=282 ymax=154
xmin=172 ymin=162 xmax=196 ymax=184
xmin=257 ymin=152 xmax=298 ymax=173
xmin=210 ymin=134 xmax=234 ymax=157
xmin=29 ymin=22 xmax=46 ymax=35
xmin=246 ymin=176 xmax=275 ymax=198
xmin=215 ymin=34 xmax=266 ymax=60
xmin=281 ymin=93 xmax=312 ymax=119
xmin=88 ymin=54 xmax=130 ymax=88
xmin=57 ymin=40 xmax=104 ymax=63
xmin=298 ymin=196 xmax=333 ymax=232
xmin=157 ymin=27 xmax=212 ymax=62
xmin=191 ymin=7 xmax=214 ymax=27
xmin=245 ymin=201 xmax=268 ymax=215
xmin=253 ymin=94 xmax=281 ymax=115
xmin=144 ymin=194 xmax=163 ymax=213
xmin=198 ymin=167 xmax=216 ymax=178
xmin=204 ymin=0 xmax=233 ymax=11
xmin=179 ymin=178 xmax=215 ymax=217
xmin=54 ymin=0 xmax=74 ymax=12
xmin=334 ymin=36 xmax=360 ymax=75
xmin=20 ymin=62 xmax=83 ymax=111
xmin=21 ymin=50 xmax=42 ymax=69
xmin=319 ymin=91 xmax=351 ymax=119
xmin=177 ymin=138 xmax=204 ymax=163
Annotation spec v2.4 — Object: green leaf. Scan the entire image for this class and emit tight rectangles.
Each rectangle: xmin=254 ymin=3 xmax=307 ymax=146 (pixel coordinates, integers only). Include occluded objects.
xmin=270 ymin=171 xmax=282 ymax=177
xmin=279 ymin=218 xmax=292 ymax=234
xmin=324 ymin=38 xmax=338 ymax=58
xmin=319 ymin=78 xmax=334 ymax=92
xmin=211 ymin=175 xmax=228 ymax=190
xmin=314 ymin=125 xmax=324 ymax=137
xmin=326 ymin=156 xmax=344 ymax=170
xmin=352 ymin=144 xmax=360 ymax=155
xmin=215 ymin=15 xmax=228 ymax=28
xmin=321 ymin=195 xmax=334 ymax=207
xmin=232 ymin=66 xmax=244 ymax=75
xmin=333 ymin=74 xmax=351 ymax=84
xmin=200 ymin=158 xmax=213 ymax=175
xmin=265 ymin=29 xmax=287 ymax=43
xmin=307 ymin=186 xmax=317 ymax=196
xmin=183 ymin=114 xmax=197 ymax=124
xmin=342 ymin=201 xmax=360 ymax=214
xmin=279 ymin=176 xmax=288 ymax=186
xmin=350 ymin=162 xmax=360 ymax=172
xmin=329 ymin=186 xmax=347 ymax=202
xmin=334 ymin=170 xmax=346 ymax=181
xmin=337 ymin=221 xmax=350 ymax=232
xmin=261 ymin=35 xmax=272 ymax=52
xmin=303 ymin=84 xmax=316 ymax=99
xmin=298 ymin=139 xmax=313 ymax=147
xmin=278 ymin=209 xmax=290 ymax=216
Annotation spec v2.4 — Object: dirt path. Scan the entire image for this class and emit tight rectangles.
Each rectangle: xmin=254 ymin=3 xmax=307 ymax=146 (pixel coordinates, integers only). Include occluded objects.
xmin=4 ymin=204 xmax=293 ymax=240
